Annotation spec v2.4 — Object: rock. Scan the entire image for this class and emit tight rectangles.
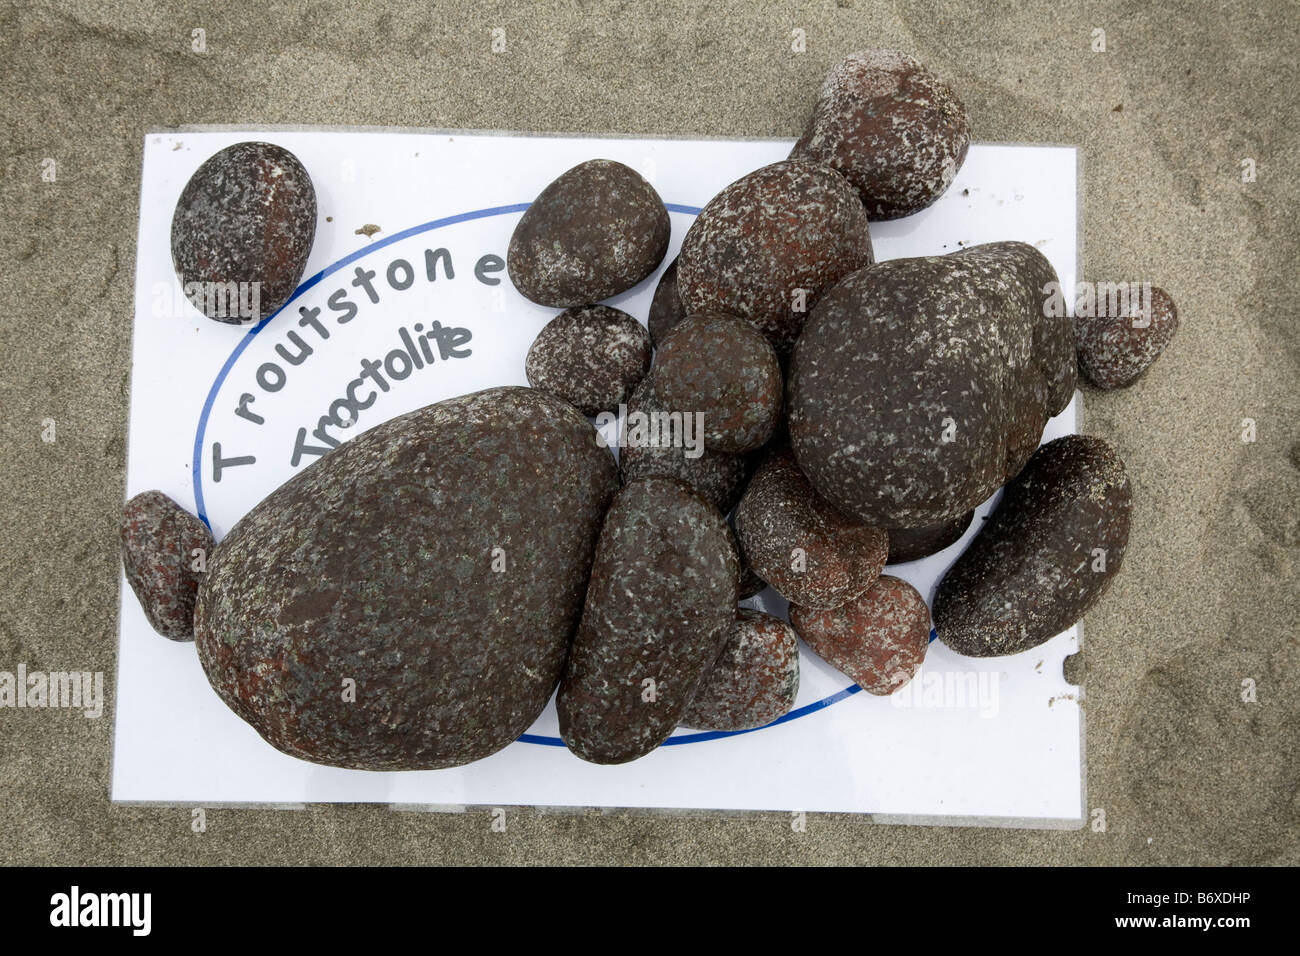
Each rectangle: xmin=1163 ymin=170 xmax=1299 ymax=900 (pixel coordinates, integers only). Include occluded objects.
xmin=790 ymin=50 xmax=971 ymax=220
xmin=507 ymin=159 xmax=670 ymax=307
xmin=558 ymin=477 xmax=739 ymax=763
xmin=734 ymin=449 xmax=887 ymax=609
xmin=121 ymin=491 xmax=214 ymax=641
xmin=1076 ymin=285 xmax=1179 ymax=389
xmin=194 ymin=387 xmax=618 ymax=770
xmin=525 ymin=304 xmax=651 ymax=416
xmin=677 ymin=159 xmax=874 ymax=355
xmin=934 ymin=435 xmax=1131 ymax=657
xmin=171 ymin=141 xmax=317 ymax=324
xmin=653 ymin=312 xmax=783 ymax=454
xmin=737 ymin=563 xmax=768 ymax=600
xmin=681 ymin=609 xmax=800 ymax=731
xmin=789 ymin=241 xmax=1077 ymax=527
xmin=648 ymin=257 xmax=687 ymax=348
xmin=790 ymin=575 xmax=931 ymax=695
xmin=618 ymin=375 xmax=750 ymax=514
xmin=886 ymin=511 xmax=974 ymax=564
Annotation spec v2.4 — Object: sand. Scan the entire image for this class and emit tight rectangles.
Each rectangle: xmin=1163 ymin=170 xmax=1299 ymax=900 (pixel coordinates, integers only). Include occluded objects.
xmin=0 ymin=0 xmax=1295 ymax=864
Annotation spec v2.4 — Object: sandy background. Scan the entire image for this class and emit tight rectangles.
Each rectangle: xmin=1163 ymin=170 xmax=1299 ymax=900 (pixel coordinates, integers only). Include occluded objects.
xmin=0 ymin=0 xmax=1295 ymax=865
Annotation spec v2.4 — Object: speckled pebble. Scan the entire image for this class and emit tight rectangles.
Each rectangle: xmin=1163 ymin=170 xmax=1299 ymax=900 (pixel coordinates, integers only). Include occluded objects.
xmin=557 ymin=477 xmax=739 ymax=764
xmin=648 ymin=257 xmax=687 ymax=348
xmin=886 ymin=511 xmax=974 ymax=564
xmin=195 ymin=387 xmax=619 ymax=770
xmin=525 ymin=304 xmax=651 ymax=416
xmin=791 ymin=50 xmax=970 ymax=220
xmin=790 ymin=575 xmax=931 ymax=695
xmin=618 ymin=374 xmax=750 ymax=513
xmin=1076 ymin=285 xmax=1179 ymax=389
xmin=121 ymin=490 xmax=213 ymax=641
xmin=507 ymin=159 xmax=670 ymax=307
xmin=171 ymin=141 xmax=317 ymax=324
xmin=681 ymin=609 xmax=800 ymax=731
xmin=677 ymin=159 xmax=874 ymax=355
xmin=735 ymin=449 xmax=888 ymax=609
xmin=934 ymin=435 xmax=1131 ymax=657
xmin=789 ymin=241 xmax=1077 ymax=527
xmin=654 ymin=312 xmax=783 ymax=453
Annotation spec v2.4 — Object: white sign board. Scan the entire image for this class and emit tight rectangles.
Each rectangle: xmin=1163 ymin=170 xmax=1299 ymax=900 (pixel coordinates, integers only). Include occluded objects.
xmin=115 ymin=128 xmax=1083 ymax=827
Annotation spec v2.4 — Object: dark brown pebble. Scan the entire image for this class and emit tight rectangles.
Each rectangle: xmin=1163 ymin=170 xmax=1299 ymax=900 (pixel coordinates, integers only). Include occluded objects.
xmin=681 ymin=609 xmax=800 ymax=731
xmin=121 ymin=491 xmax=214 ymax=641
xmin=648 ymin=257 xmax=687 ymax=348
xmin=525 ymin=304 xmax=651 ymax=416
xmin=886 ymin=511 xmax=974 ymax=564
xmin=790 ymin=575 xmax=931 ymax=695
xmin=170 ymin=141 xmax=317 ymax=324
xmin=1075 ymin=285 xmax=1179 ymax=389
xmin=934 ymin=435 xmax=1131 ymax=657
xmin=557 ymin=477 xmax=739 ymax=764
xmin=507 ymin=159 xmax=670 ymax=307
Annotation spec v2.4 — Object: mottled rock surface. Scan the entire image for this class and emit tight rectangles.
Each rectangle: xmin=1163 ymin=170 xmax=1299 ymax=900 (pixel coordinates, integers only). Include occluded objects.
xmin=735 ymin=449 xmax=887 ymax=609
xmin=558 ymin=477 xmax=739 ymax=763
xmin=789 ymin=241 xmax=1077 ymax=527
xmin=886 ymin=511 xmax=974 ymax=564
xmin=525 ymin=304 xmax=651 ymax=416
xmin=507 ymin=159 xmax=670 ymax=307
xmin=171 ymin=141 xmax=317 ymax=324
xmin=619 ymin=375 xmax=750 ymax=513
xmin=1076 ymin=285 xmax=1180 ymax=389
xmin=677 ymin=159 xmax=874 ymax=355
xmin=934 ymin=435 xmax=1131 ymax=657
xmin=654 ymin=312 xmax=782 ymax=453
xmin=791 ymin=575 xmax=931 ymax=695
xmin=791 ymin=50 xmax=970 ymax=220
xmin=648 ymin=257 xmax=686 ymax=348
xmin=681 ymin=609 xmax=800 ymax=731
xmin=195 ymin=387 xmax=618 ymax=770
xmin=121 ymin=490 xmax=213 ymax=641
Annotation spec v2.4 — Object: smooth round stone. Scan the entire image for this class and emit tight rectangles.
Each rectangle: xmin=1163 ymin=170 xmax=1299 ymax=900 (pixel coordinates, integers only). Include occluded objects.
xmin=618 ymin=375 xmax=750 ymax=514
xmin=195 ymin=387 xmax=619 ymax=771
xmin=1075 ymin=286 xmax=1179 ymax=389
xmin=557 ymin=477 xmax=739 ymax=764
xmin=934 ymin=435 xmax=1132 ymax=658
xmin=525 ymin=304 xmax=651 ymax=416
xmin=121 ymin=491 xmax=214 ymax=641
xmin=677 ymin=159 xmax=874 ymax=355
xmin=681 ymin=609 xmax=800 ymax=732
xmin=789 ymin=240 xmax=1077 ymax=528
xmin=654 ymin=312 xmax=783 ymax=454
xmin=790 ymin=575 xmax=931 ymax=695
xmin=171 ymin=141 xmax=317 ymax=324
xmin=734 ymin=449 xmax=887 ymax=610
xmin=648 ymin=257 xmax=686 ymax=348
xmin=507 ymin=159 xmax=670 ymax=307
xmin=886 ymin=511 xmax=974 ymax=564
xmin=791 ymin=49 xmax=970 ymax=220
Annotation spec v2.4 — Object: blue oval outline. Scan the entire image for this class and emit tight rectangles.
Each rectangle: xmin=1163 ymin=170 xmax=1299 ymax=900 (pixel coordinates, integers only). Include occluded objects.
xmin=189 ymin=200 xmax=923 ymax=751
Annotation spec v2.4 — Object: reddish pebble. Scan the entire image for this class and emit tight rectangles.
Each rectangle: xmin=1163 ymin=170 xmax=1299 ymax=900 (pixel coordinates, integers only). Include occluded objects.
xmin=121 ymin=491 xmax=213 ymax=641
xmin=1075 ymin=286 xmax=1179 ymax=389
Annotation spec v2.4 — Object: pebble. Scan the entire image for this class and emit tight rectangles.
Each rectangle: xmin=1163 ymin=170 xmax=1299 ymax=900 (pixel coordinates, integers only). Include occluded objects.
xmin=648 ymin=257 xmax=687 ymax=348
xmin=1075 ymin=285 xmax=1179 ymax=389
xmin=525 ymin=304 xmax=651 ymax=416
xmin=681 ymin=609 xmax=800 ymax=731
xmin=121 ymin=491 xmax=214 ymax=641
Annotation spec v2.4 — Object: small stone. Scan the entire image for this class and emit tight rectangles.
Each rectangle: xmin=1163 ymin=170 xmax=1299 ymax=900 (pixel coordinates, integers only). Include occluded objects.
xmin=654 ymin=312 xmax=783 ymax=454
xmin=558 ymin=477 xmax=739 ymax=764
xmin=619 ymin=375 xmax=750 ymax=514
xmin=886 ymin=511 xmax=974 ymax=564
xmin=171 ymin=141 xmax=317 ymax=324
xmin=525 ymin=304 xmax=651 ymax=416
xmin=507 ymin=159 xmax=670 ymax=307
xmin=734 ymin=449 xmax=887 ymax=609
xmin=195 ymin=387 xmax=618 ymax=770
xmin=121 ymin=491 xmax=214 ymax=641
xmin=790 ymin=50 xmax=971 ymax=220
xmin=648 ymin=257 xmax=687 ymax=348
xmin=681 ymin=609 xmax=800 ymax=731
xmin=737 ymin=563 xmax=768 ymax=599
xmin=789 ymin=240 xmax=1077 ymax=527
xmin=677 ymin=159 xmax=874 ymax=355
xmin=1075 ymin=286 xmax=1179 ymax=389
xmin=934 ymin=435 xmax=1132 ymax=657
xmin=790 ymin=575 xmax=931 ymax=695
